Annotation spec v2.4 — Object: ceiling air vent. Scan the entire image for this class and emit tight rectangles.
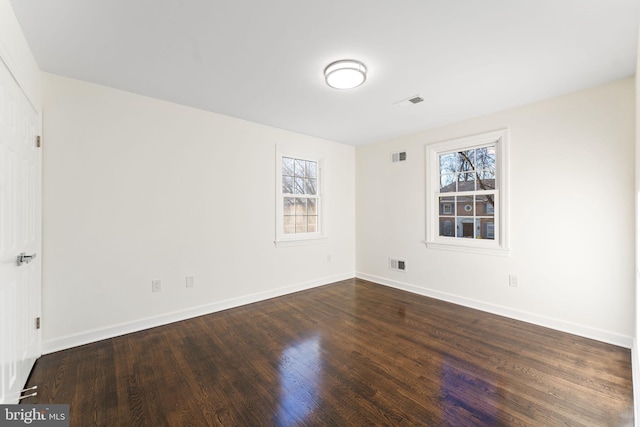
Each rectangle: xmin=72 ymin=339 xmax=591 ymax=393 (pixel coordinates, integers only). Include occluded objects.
xmin=393 ymin=94 xmax=424 ymax=108
xmin=391 ymin=151 xmax=407 ymax=163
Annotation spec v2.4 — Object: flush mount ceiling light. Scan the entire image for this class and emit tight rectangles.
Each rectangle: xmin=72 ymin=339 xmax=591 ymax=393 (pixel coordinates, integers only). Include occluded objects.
xmin=324 ymin=60 xmax=367 ymax=90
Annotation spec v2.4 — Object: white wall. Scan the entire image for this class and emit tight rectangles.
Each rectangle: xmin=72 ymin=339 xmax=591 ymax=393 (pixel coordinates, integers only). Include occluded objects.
xmin=0 ymin=0 xmax=40 ymax=108
xmin=41 ymin=73 xmax=355 ymax=352
xmin=634 ymin=27 xmax=640 ymax=423
xmin=357 ymin=77 xmax=635 ymax=346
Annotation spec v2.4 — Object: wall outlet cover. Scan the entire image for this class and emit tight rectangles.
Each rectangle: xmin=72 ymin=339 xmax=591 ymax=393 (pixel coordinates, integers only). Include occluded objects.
xmin=186 ymin=276 xmax=195 ymax=288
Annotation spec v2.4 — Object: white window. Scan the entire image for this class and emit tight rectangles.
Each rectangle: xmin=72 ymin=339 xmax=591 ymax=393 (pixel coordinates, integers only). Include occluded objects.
xmin=275 ymin=146 xmax=325 ymax=246
xmin=425 ymin=129 xmax=509 ymax=255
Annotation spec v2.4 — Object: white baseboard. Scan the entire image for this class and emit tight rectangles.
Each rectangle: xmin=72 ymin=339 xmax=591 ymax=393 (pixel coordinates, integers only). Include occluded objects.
xmin=42 ymin=272 xmax=355 ymax=354
xmin=357 ymin=272 xmax=633 ymax=349
xmin=43 ymin=271 xmax=633 ymax=354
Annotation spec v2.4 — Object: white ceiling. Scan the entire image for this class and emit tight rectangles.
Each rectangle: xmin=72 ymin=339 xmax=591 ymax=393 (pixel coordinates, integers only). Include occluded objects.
xmin=10 ymin=0 xmax=640 ymax=146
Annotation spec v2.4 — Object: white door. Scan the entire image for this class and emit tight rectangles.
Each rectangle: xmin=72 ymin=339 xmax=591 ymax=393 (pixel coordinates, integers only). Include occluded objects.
xmin=0 ymin=57 xmax=42 ymax=404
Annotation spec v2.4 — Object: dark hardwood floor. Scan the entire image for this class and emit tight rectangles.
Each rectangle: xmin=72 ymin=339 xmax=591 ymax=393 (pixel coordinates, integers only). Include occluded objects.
xmin=23 ymin=278 xmax=633 ymax=426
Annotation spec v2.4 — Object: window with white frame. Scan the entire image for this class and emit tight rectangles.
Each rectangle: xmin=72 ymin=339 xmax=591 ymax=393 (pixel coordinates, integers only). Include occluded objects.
xmin=275 ymin=146 xmax=325 ymax=246
xmin=426 ymin=129 xmax=509 ymax=255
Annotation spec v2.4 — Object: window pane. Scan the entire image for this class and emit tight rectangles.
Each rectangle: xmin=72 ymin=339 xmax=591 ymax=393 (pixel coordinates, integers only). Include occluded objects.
xmin=283 ymin=216 xmax=295 ymax=234
xmin=305 ymin=178 xmax=317 ymax=195
xmin=476 ymin=146 xmax=496 ymax=171
xmin=439 ymin=153 xmax=457 ymax=174
xmin=478 ymin=218 xmax=495 ymax=240
xmin=279 ymin=154 xmax=321 ymax=238
xmin=295 ymin=215 xmax=307 ymax=233
xmin=457 ymin=196 xmax=473 ymax=216
xmin=295 ymin=198 xmax=307 ymax=215
xmin=307 ymin=198 xmax=317 ymax=215
xmin=439 ymin=196 xmax=454 ymax=215
xmin=439 ymin=218 xmax=455 ymax=237
xmin=305 ymin=161 xmax=317 ymax=178
xmin=457 ymin=150 xmax=475 ymax=172
xmin=282 ymin=176 xmax=294 ymax=194
xmin=478 ymin=195 xmax=495 ymax=216
xmin=440 ymin=174 xmax=456 ymax=192
xmin=477 ymin=170 xmax=495 ymax=190
xmin=307 ymin=216 xmax=317 ymax=233
xmin=458 ymin=172 xmax=475 ymax=192
xmin=283 ymin=197 xmax=295 ymax=215
xmin=282 ymin=157 xmax=294 ymax=176
xmin=457 ymin=218 xmax=474 ymax=238
xmin=486 ymin=221 xmax=495 ymax=240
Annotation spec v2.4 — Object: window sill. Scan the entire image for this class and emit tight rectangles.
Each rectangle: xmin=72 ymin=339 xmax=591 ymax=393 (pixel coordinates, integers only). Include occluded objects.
xmin=274 ymin=236 xmax=328 ymax=248
xmin=424 ymin=241 xmax=511 ymax=257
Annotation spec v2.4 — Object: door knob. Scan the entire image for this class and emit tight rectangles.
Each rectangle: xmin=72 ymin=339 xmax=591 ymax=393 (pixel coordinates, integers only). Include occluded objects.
xmin=17 ymin=252 xmax=36 ymax=266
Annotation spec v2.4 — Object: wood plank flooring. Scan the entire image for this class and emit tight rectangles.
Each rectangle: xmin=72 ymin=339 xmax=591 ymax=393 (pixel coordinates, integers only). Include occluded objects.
xmin=23 ymin=278 xmax=633 ymax=426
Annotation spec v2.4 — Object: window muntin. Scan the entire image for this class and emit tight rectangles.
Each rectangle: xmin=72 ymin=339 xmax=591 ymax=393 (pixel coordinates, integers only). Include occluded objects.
xmin=437 ymin=146 xmax=496 ymax=241
xmin=439 ymin=146 xmax=496 ymax=191
xmin=282 ymin=157 xmax=318 ymax=234
xmin=276 ymin=146 xmax=325 ymax=246
xmin=426 ymin=129 xmax=509 ymax=255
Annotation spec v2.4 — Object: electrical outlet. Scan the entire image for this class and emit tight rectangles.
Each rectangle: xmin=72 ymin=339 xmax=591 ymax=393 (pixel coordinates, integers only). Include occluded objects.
xmin=152 ymin=280 xmax=162 ymax=292
xmin=186 ymin=276 xmax=195 ymax=288
xmin=509 ymin=275 xmax=519 ymax=288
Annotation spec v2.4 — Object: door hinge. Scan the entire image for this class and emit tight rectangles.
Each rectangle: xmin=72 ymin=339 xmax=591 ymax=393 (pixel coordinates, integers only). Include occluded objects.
xmin=35 ymin=317 xmax=41 ymax=330
xmin=36 ymin=135 xmax=41 ymax=148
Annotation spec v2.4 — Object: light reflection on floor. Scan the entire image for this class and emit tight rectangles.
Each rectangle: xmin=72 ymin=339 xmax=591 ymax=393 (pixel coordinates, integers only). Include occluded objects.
xmin=276 ymin=335 xmax=322 ymax=426
xmin=441 ymin=355 xmax=499 ymax=425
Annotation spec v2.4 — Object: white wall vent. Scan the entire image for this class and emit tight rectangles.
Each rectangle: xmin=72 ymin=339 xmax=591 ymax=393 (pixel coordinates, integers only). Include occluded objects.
xmin=391 ymin=151 xmax=407 ymax=163
xmin=389 ymin=258 xmax=406 ymax=272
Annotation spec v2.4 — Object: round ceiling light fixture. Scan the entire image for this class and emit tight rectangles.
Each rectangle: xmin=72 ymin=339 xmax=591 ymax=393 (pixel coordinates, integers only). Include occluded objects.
xmin=324 ymin=59 xmax=367 ymax=90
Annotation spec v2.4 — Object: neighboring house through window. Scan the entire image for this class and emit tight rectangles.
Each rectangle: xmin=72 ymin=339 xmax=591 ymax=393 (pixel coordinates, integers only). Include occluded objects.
xmin=426 ymin=129 xmax=509 ymax=255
